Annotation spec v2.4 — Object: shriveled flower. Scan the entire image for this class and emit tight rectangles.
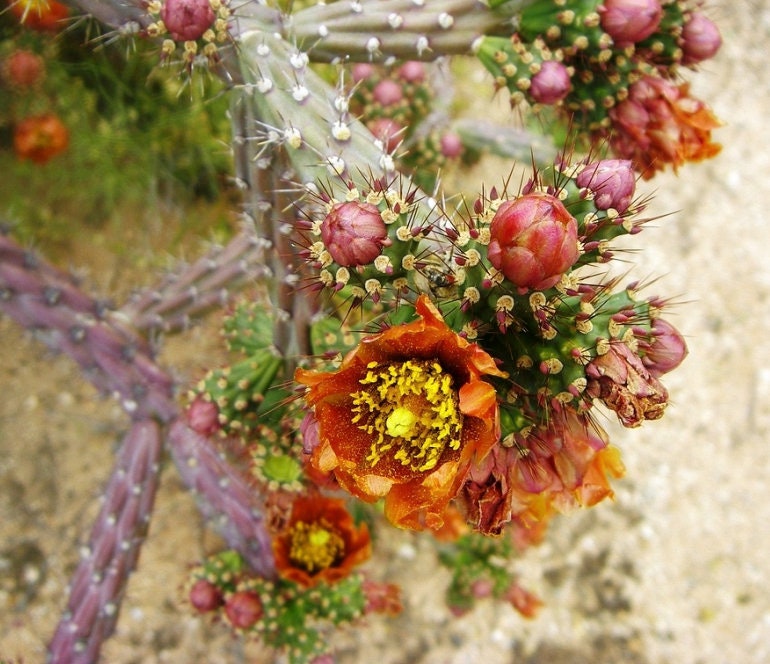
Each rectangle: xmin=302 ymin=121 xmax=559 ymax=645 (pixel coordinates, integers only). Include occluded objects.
xmin=586 ymin=340 xmax=669 ymax=426
xmin=599 ymin=0 xmax=663 ymax=47
xmin=320 ymin=200 xmax=390 ymax=267
xmin=487 ymin=192 xmax=579 ymax=291
xmin=575 ymin=159 xmax=636 ymax=213
xmin=13 ymin=113 xmax=69 ymax=164
xmin=160 ymin=0 xmax=216 ymax=41
xmin=272 ymin=495 xmax=371 ymax=587
xmin=295 ymin=295 xmax=505 ymax=530
xmin=458 ymin=408 xmax=624 ymax=536
xmin=608 ymin=75 xmax=722 ymax=178
xmin=529 ymin=60 xmax=571 ymax=105
xmin=638 ymin=317 xmax=688 ymax=377
xmin=681 ymin=12 xmax=722 ymax=66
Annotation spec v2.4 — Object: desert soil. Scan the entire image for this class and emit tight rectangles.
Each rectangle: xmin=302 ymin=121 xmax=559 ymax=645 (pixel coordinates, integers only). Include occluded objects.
xmin=2 ymin=1 xmax=769 ymax=662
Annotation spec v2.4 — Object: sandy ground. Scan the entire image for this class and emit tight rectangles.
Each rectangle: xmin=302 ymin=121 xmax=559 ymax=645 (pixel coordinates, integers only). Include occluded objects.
xmin=2 ymin=0 xmax=770 ymax=662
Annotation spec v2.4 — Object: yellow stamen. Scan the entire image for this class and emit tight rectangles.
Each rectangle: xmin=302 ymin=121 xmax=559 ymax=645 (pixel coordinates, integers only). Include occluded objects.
xmin=289 ymin=519 xmax=344 ymax=573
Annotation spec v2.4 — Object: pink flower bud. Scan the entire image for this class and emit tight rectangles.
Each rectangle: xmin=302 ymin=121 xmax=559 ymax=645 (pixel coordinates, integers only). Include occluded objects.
xmin=372 ymin=79 xmax=403 ymax=106
xmin=352 ymin=63 xmax=375 ymax=82
xmin=160 ymin=0 xmax=216 ymax=42
xmin=529 ymin=60 xmax=571 ymax=105
xmin=398 ymin=60 xmax=426 ymax=83
xmin=487 ymin=192 xmax=579 ymax=291
xmin=186 ymin=396 xmax=220 ymax=436
xmin=3 ymin=50 xmax=45 ymax=87
xmin=599 ymin=0 xmax=663 ymax=47
xmin=440 ymin=132 xmax=464 ymax=159
xmin=681 ymin=13 xmax=722 ymax=65
xmin=320 ymin=201 xmax=390 ymax=267
xmin=641 ymin=318 xmax=687 ymax=376
xmin=189 ymin=579 xmax=223 ymax=613
xmin=368 ymin=117 xmax=403 ymax=152
xmin=224 ymin=590 xmax=263 ymax=629
xmin=576 ymin=159 xmax=636 ymax=213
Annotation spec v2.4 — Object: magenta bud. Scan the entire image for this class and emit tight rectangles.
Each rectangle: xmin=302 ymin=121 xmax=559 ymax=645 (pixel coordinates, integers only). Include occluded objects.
xmin=187 ymin=396 xmax=220 ymax=436
xmin=529 ymin=60 xmax=571 ymax=104
xmin=440 ymin=132 xmax=464 ymax=158
xmin=487 ymin=192 xmax=579 ymax=291
xmin=224 ymin=590 xmax=263 ymax=629
xmin=320 ymin=201 xmax=390 ymax=267
xmin=352 ymin=63 xmax=375 ymax=82
xmin=681 ymin=13 xmax=722 ymax=65
xmin=599 ymin=0 xmax=663 ymax=47
xmin=369 ymin=117 xmax=403 ymax=153
xmin=576 ymin=159 xmax=636 ymax=213
xmin=641 ymin=318 xmax=688 ymax=376
xmin=160 ymin=0 xmax=216 ymax=41
xmin=372 ymin=79 xmax=403 ymax=106
xmin=189 ymin=578 xmax=223 ymax=613
xmin=398 ymin=60 xmax=426 ymax=83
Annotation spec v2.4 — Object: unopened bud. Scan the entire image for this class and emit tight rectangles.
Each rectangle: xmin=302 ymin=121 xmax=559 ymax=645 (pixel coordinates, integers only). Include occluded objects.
xmin=224 ymin=590 xmax=263 ymax=629
xmin=529 ymin=60 xmax=571 ymax=105
xmin=681 ymin=13 xmax=722 ymax=65
xmin=599 ymin=0 xmax=663 ymax=47
xmin=320 ymin=201 xmax=390 ymax=267
xmin=161 ymin=0 xmax=216 ymax=41
xmin=576 ymin=159 xmax=636 ymax=213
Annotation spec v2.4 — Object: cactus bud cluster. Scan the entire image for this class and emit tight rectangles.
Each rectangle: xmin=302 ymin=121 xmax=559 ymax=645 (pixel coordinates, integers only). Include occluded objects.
xmin=476 ymin=0 xmax=722 ymax=176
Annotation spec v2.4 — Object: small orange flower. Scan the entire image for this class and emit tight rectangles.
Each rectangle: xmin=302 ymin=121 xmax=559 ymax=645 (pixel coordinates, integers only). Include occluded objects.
xmin=296 ymin=295 xmax=505 ymax=531
xmin=608 ymin=75 xmax=722 ymax=179
xmin=13 ymin=113 xmax=69 ymax=164
xmin=273 ymin=495 xmax=371 ymax=587
xmin=8 ymin=0 xmax=69 ymax=31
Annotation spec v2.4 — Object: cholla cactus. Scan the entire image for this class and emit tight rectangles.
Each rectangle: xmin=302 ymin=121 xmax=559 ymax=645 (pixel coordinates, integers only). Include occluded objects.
xmin=0 ymin=0 xmax=719 ymax=662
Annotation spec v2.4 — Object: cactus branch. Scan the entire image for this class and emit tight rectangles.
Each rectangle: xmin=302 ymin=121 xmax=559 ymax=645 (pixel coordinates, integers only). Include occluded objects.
xmin=48 ymin=419 xmax=163 ymax=664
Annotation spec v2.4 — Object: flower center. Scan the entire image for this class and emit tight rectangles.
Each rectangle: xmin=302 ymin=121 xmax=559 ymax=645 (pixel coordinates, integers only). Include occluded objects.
xmin=288 ymin=519 xmax=345 ymax=574
xmin=351 ymin=359 xmax=463 ymax=472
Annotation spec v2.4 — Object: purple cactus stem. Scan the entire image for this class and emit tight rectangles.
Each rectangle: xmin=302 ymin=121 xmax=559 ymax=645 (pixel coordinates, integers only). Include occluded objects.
xmin=48 ymin=419 xmax=163 ymax=664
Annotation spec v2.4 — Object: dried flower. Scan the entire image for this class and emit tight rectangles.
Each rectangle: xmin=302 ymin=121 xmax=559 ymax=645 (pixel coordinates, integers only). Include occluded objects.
xmin=529 ymin=60 xmax=571 ymax=105
xmin=320 ymin=201 xmax=390 ymax=267
xmin=599 ymin=0 xmax=663 ymax=47
xmin=576 ymin=159 xmax=636 ymax=213
xmin=160 ymin=0 xmax=216 ymax=41
xmin=609 ymin=75 xmax=722 ymax=178
xmin=272 ymin=495 xmax=371 ymax=587
xmin=296 ymin=295 xmax=505 ymax=530
xmin=487 ymin=192 xmax=579 ymax=291
xmin=681 ymin=13 xmax=722 ymax=65
xmin=586 ymin=340 xmax=669 ymax=426
xmin=13 ymin=113 xmax=69 ymax=164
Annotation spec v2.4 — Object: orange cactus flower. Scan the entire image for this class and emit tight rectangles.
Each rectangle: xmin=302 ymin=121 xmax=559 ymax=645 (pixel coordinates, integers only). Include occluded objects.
xmin=8 ymin=0 xmax=69 ymax=31
xmin=272 ymin=495 xmax=371 ymax=588
xmin=608 ymin=75 xmax=722 ymax=179
xmin=295 ymin=295 xmax=505 ymax=531
xmin=13 ymin=113 xmax=69 ymax=164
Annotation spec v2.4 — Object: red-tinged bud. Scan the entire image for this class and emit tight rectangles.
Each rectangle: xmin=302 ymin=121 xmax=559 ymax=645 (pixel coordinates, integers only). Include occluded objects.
xmin=3 ymin=50 xmax=45 ymax=87
xmin=398 ymin=60 xmax=426 ymax=83
xmin=187 ymin=396 xmax=220 ymax=436
xmin=224 ymin=590 xmax=263 ymax=629
xmin=352 ymin=63 xmax=375 ymax=82
xmin=362 ymin=580 xmax=403 ymax=615
xmin=189 ymin=579 xmax=223 ymax=613
xmin=576 ymin=159 xmax=636 ymax=213
xmin=681 ymin=13 xmax=722 ymax=65
xmin=368 ymin=117 xmax=403 ymax=152
xmin=599 ymin=0 xmax=663 ymax=47
xmin=161 ymin=0 xmax=216 ymax=41
xmin=641 ymin=318 xmax=687 ymax=376
xmin=440 ymin=132 xmax=463 ymax=159
xmin=13 ymin=113 xmax=69 ymax=164
xmin=372 ymin=79 xmax=403 ymax=106
xmin=503 ymin=582 xmax=543 ymax=618
xmin=529 ymin=60 xmax=571 ymax=105
xmin=470 ymin=578 xmax=494 ymax=599
xmin=320 ymin=201 xmax=390 ymax=267
xmin=487 ymin=192 xmax=579 ymax=291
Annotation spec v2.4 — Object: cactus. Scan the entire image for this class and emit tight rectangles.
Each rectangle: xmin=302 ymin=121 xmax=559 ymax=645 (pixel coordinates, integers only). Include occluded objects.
xmin=0 ymin=0 xmax=722 ymax=661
